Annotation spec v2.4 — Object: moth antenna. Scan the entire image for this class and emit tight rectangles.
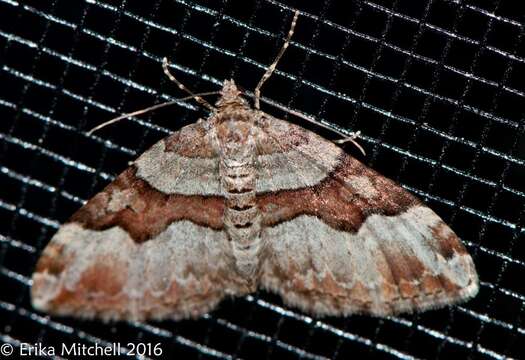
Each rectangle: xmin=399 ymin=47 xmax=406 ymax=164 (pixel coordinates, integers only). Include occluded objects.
xmin=333 ymin=131 xmax=366 ymax=156
xmin=86 ymin=92 xmax=220 ymax=135
xmin=257 ymin=96 xmax=366 ymax=156
xmin=254 ymin=10 xmax=299 ymax=110
xmin=162 ymin=57 xmax=216 ymax=112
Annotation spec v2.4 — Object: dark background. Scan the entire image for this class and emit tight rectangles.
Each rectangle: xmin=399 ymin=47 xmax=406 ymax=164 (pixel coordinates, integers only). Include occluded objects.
xmin=0 ymin=0 xmax=524 ymax=359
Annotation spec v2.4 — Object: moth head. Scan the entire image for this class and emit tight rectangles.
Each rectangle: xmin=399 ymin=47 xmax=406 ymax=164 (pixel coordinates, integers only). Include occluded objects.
xmin=216 ymin=80 xmax=248 ymax=108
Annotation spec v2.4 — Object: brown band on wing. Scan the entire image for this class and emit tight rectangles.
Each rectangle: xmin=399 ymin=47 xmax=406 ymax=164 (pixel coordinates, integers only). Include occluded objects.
xmin=259 ymin=155 xmax=420 ymax=232
xmin=34 ymin=241 xmax=67 ymax=275
xmin=70 ymin=166 xmax=225 ymax=243
xmin=33 ymin=253 xmax=231 ymax=320
xmin=430 ymin=221 xmax=469 ymax=259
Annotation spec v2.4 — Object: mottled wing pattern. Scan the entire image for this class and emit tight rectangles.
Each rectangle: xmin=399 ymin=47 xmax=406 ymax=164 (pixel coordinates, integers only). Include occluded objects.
xmin=257 ymin=117 xmax=479 ymax=316
xmin=31 ymin=122 xmax=247 ymax=321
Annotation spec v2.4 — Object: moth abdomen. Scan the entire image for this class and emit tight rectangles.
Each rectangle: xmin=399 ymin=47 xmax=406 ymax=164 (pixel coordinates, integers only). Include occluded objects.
xmin=215 ymin=115 xmax=266 ymax=278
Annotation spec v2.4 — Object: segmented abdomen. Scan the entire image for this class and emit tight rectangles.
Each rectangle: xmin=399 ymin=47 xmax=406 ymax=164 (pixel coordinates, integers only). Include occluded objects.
xmin=220 ymin=157 xmax=263 ymax=278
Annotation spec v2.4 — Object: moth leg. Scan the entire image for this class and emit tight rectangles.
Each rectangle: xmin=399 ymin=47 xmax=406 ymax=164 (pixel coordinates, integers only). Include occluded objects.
xmin=162 ymin=57 xmax=216 ymax=112
xmin=254 ymin=10 xmax=299 ymax=110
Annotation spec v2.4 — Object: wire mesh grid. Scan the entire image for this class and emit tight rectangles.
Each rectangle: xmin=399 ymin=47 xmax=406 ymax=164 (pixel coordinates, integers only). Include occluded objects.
xmin=0 ymin=0 xmax=523 ymax=359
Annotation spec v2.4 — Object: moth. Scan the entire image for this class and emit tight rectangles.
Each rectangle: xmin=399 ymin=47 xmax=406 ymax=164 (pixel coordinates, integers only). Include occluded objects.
xmin=31 ymin=11 xmax=478 ymax=321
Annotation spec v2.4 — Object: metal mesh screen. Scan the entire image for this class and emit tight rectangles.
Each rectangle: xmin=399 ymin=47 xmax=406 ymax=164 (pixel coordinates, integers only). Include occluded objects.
xmin=0 ymin=0 xmax=524 ymax=359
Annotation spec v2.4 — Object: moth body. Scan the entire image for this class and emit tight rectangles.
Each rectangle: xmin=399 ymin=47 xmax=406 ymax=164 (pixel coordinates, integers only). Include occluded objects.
xmin=211 ymin=83 xmax=265 ymax=278
xmin=30 ymin=80 xmax=479 ymax=321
